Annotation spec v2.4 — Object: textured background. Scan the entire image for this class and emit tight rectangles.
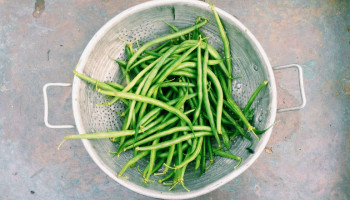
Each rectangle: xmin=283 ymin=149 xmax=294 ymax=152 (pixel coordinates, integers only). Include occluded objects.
xmin=0 ymin=0 xmax=349 ymax=199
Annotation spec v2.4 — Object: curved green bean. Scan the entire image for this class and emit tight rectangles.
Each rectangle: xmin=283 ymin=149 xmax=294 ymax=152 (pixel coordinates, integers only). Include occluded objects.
xmin=126 ymin=19 xmax=208 ymax=69
xmin=136 ymin=132 xmax=212 ymax=151
xmin=98 ymin=90 xmax=193 ymax=131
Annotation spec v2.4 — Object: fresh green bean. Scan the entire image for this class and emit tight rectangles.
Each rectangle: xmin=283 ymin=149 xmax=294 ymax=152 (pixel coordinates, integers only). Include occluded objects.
xmin=126 ymin=19 xmax=208 ymax=69
xmin=118 ymin=150 xmax=149 ymax=178
xmin=107 ymin=57 xmax=161 ymax=105
xmin=136 ymin=132 xmax=212 ymax=151
xmin=144 ymin=138 xmax=159 ymax=183
xmin=174 ymin=62 xmax=196 ymax=71
xmin=210 ymin=4 xmax=232 ymax=93
xmin=175 ymin=136 xmax=203 ymax=169
xmin=193 ymin=45 xmax=203 ymax=124
xmin=73 ymin=71 xmax=129 ymax=106
xmin=207 ymin=69 xmax=223 ymax=134
xmin=201 ymin=137 xmax=206 ymax=174
xmin=212 ymin=148 xmax=241 ymax=168
xmin=105 ymin=81 xmax=125 ymax=90
xmin=243 ymin=80 xmax=268 ymax=113
xmin=161 ymin=19 xmax=187 ymax=41
xmin=98 ymin=90 xmax=193 ymax=130
xmin=207 ymin=138 xmax=214 ymax=166
xmin=202 ymin=44 xmax=221 ymax=148
xmin=153 ymin=40 xmax=172 ymax=52
xmin=157 ymin=82 xmax=195 ymax=88
xmin=124 ymin=126 xmax=211 ymax=151
xmin=151 ymin=157 xmax=166 ymax=174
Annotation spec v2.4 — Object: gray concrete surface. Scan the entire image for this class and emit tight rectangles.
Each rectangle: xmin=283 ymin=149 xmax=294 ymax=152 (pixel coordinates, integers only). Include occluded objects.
xmin=0 ymin=0 xmax=349 ymax=199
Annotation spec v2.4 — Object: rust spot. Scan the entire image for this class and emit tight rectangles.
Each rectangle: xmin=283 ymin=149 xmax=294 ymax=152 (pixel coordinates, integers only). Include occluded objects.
xmin=33 ymin=0 xmax=45 ymax=18
xmin=264 ymin=147 xmax=273 ymax=154
xmin=344 ymin=85 xmax=350 ymax=94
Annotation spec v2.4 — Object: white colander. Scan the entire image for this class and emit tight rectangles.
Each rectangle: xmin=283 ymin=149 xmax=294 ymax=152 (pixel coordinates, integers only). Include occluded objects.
xmin=43 ymin=0 xmax=306 ymax=199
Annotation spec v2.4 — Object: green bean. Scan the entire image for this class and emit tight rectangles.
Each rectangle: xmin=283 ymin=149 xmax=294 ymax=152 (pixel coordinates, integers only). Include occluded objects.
xmin=177 ymin=140 xmax=183 ymax=167
xmin=210 ymin=4 xmax=232 ymax=93
xmin=120 ymin=109 xmax=195 ymax=153
xmin=176 ymin=151 xmax=191 ymax=192
xmin=105 ymin=81 xmax=125 ymax=90
xmin=153 ymin=54 xmax=195 ymax=82
xmin=161 ymin=19 xmax=186 ymax=41
xmin=207 ymin=69 xmax=223 ymax=134
xmin=170 ymin=71 xmax=197 ymax=79
xmin=114 ymin=59 xmax=127 ymax=67
xmin=163 ymin=132 xmax=177 ymax=174
xmin=98 ymin=90 xmax=193 ymax=130
xmin=126 ymin=19 xmax=208 ymax=69
xmin=118 ymin=151 xmax=149 ymax=177
xmin=195 ymin=149 xmax=202 ymax=173
xmin=216 ymin=68 xmax=258 ymax=140
xmin=192 ymin=17 xmax=201 ymax=40
xmin=157 ymin=82 xmax=195 ymax=88
xmin=144 ymin=50 xmax=161 ymax=57
xmin=153 ymin=40 xmax=172 ymax=52
xmin=243 ymin=80 xmax=268 ymax=113
xmin=175 ymin=136 xmax=203 ymax=169
xmin=178 ymin=40 xmax=230 ymax=77
xmin=128 ymin=55 xmax=156 ymax=71
xmin=124 ymin=74 xmax=149 ymax=133
xmin=158 ymin=88 xmax=172 ymax=101
xmin=207 ymin=138 xmax=214 ymax=166
xmin=59 ymin=129 xmax=134 ymax=142
xmin=175 ymin=62 xmax=196 ymax=71
xmin=136 ymin=132 xmax=212 ymax=151
xmin=193 ymin=46 xmax=203 ymax=124
xmin=142 ymin=162 xmax=150 ymax=178
xmin=73 ymin=71 xmax=129 ymax=106
xmin=175 ymin=68 xmax=196 ymax=74
xmin=119 ymin=111 xmax=130 ymax=148
xmin=120 ymin=65 xmax=131 ymax=85
xmin=210 ymin=90 xmax=246 ymax=138
xmin=158 ymin=170 xmax=175 ymax=184
xmin=137 ymin=45 xmax=181 ymax=120
xmin=158 ymin=45 xmax=172 ymax=53
xmin=201 ymin=137 xmax=206 ymax=174
xmin=192 ymin=58 xmax=224 ymax=66
xmin=221 ymin=127 xmax=231 ymax=151
xmin=107 ymin=57 xmax=161 ymax=105
xmin=157 ymin=142 xmax=189 ymax=159
xmin=151 ymin=157 xmax=166 ymax=174
xmin=144 ymin=138 xmax=159 ymax=183
xmin=155 ymin=44 xmax=199 ymax=84
xmin=202 ymin=44 xmax=221 ymax=148
xmin=212 ymin=148 xmax=241 ymax=168
xmin=124 ymin=126 xmax=211 ymax=151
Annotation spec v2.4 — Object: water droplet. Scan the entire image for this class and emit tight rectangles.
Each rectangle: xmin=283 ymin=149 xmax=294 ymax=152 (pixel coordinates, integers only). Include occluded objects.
xmin=236 ymin=83 xmax=242 ymax=89
xmin=252 ymin=64 xmax=258 ymax=71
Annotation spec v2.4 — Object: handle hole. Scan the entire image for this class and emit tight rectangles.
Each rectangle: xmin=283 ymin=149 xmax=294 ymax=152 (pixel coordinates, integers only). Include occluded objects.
xmin=274 ymin=67 xmax=303 ymax=111
xmin=46 ymin=86 xmax=74 ymax=126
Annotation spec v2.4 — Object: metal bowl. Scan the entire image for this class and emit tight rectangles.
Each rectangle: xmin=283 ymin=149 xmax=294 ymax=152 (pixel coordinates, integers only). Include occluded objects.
xmin=53 ymin=0 xmax=307 ymax=199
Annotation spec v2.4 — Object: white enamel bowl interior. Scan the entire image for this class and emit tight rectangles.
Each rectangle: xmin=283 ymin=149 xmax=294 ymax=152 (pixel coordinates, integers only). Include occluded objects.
xmin=72 ymin=0 xmax=277 ymax=199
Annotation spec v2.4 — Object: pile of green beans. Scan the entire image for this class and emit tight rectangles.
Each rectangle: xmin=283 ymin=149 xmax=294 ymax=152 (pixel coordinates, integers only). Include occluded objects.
xmin=60 ymin=4 xmax=270 ymax=191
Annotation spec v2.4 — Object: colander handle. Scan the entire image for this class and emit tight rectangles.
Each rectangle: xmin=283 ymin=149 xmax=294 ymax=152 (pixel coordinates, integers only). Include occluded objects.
xmin=273 ymin=64 xmax=307 ymax=113
xmin=43 ymin=83 xmax=75 ymax=129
